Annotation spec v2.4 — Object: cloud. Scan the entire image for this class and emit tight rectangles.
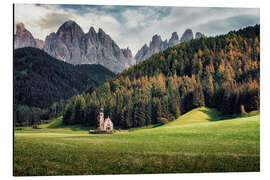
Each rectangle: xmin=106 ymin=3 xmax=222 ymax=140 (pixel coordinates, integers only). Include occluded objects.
xmin=14 ymin=4 xmax=67 ymax=39
xmin=120 ymin=7 xmax=260 ymax=54
xmin=14 ymin=4 xmax=260 ymax=55
xmin=122 ymin=10 xmax=146 ymax=29
xmin=38 ymin=13 xmax=71 ymax=30
xmin=194 ymin=14 xmax=260 ymax=36
xmin=14 ymin=4 xmax=122 ymax=40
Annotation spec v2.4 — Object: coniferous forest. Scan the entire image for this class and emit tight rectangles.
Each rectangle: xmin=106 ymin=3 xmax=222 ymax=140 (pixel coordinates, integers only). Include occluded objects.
xmin=14 ymin=47 xmax=115 ymax=126
xmin=62 ymin=25 xmax=260 ymax=128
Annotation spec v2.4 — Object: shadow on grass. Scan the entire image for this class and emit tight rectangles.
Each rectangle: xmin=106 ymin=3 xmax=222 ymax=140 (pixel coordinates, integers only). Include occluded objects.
xmin=50 ymin=124 xmax=94 ymax=131
xmin=46 ymin=117 xmax=93 ymax=131
xmin=199 ymin=108 xmax=221 ymax=121
xmin=199 ymin=108 xmax=260 ymax=122
xmin=153 ymin=123 xmax=164 ymax=128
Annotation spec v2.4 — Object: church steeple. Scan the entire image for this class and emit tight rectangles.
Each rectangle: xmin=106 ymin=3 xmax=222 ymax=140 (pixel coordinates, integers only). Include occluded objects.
xmin=98 ymin=107 xmax=104 ymax=130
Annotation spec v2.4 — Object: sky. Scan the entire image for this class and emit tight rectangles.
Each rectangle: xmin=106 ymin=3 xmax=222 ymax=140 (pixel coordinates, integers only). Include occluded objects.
xmin=14 ymin=4 xmax=260 ymax=55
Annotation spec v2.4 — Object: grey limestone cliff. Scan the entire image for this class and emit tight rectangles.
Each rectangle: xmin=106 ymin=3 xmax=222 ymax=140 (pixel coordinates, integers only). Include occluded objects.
xmin=43 ymin=20 xmax=135 ymax=73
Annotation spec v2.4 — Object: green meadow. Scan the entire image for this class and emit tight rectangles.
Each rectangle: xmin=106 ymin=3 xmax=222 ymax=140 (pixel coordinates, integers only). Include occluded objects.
xmin=14 ymin=107 xmax=260 ymax=176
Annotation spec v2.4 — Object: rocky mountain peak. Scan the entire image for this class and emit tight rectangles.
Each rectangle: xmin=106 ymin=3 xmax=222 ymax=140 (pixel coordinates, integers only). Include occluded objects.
xmin=122 ymin=47 xmax=132 ymax=58
xmin=98 ymin=28 xmax=106 ymax=36
xmin=97 ymin=28 xmax=115 ymax=49
xmin=150 ymin=35 xmax=165 ymax=50
xmin=43 ymin=21 xmax=134 ymax=73
xmin=35 ymin=38 xmax=45 ymax=49
xmin=122 ymin=48 xmax=136 ymax=65
xmin=180 ymin=29 xmax=194 ymax=43
xmin=151 ymin=34 xmax=162 ymax=45
xmin=56 ymin=20 xmax=84 ymax=39
xmin=88 ymin=26 xmax=96 ymax=34
xmin=169 ymin=32 xmax=179 ymax=46
xmin=195 ymin=32 xmax=205 ymax=39
xmin=64 ymin=20 xmax=77 ymax=26
xmin=135 ymin=34 xmax=169 ymax=64
xmin=58 ymin=20 xmax=79 ymax=29
xmin=171 ymin=32 xmax=179 ymax=39
xmin=16 ymin=22 xmax=25 ymax=34
xmin=142 ymin=44 xmax=148 ymax=49
xmin=14 ymin=22 xmax=37 ymax=49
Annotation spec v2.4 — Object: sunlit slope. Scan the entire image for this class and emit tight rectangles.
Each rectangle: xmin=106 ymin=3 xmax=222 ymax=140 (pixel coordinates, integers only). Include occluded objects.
xmin=165 ymin=107 xmax=221 ymax=127
xmin=38 ymin=116 xmax=63 ymax=129
xmin=37 ymin=116 xmax=90 ymax=132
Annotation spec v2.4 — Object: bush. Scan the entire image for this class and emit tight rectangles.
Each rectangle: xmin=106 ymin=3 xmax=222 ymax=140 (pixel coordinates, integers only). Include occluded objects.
xmin=158 ymin=117 xmax=168 ymax=124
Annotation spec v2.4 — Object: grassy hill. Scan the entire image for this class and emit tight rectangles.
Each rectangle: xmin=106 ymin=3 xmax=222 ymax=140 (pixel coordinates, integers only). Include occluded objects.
xmin=165 ymin=107 xmax=221 ymax=126
xmin=14 ymin=108 xmax=260 ymax=175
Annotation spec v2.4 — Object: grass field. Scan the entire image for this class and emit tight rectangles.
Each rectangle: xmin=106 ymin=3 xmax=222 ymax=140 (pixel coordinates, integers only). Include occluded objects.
xmin=14 ymin=107 xmax=260 ymax=176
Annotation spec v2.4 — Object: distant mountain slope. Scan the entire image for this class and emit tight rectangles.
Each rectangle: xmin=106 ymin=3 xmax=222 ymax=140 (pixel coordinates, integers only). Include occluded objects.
xmin=135 ymin=29 xmax=205 ymax=63
xmin=63 ymin=25 xmax=260 ymax=129
xmin=14 ymin=47 xmax=115 ymax=108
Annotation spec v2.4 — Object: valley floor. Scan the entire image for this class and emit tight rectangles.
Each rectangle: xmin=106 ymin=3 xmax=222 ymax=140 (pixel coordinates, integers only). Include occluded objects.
xmin=14 ymin=107 xmax=260 ymax=175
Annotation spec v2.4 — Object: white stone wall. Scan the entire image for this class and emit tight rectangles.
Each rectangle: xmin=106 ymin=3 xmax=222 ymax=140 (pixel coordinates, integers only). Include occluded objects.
xmin=104 ymin=119 xmax=113 ymax=131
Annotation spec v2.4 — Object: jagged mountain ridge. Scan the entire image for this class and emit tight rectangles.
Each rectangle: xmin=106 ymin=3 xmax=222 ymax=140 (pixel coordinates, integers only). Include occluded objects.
xmin=44 ymin=20 xmax=135 ymax=73
xmin=135 ymin=29 xmax=205 ymax=64
xmin=14 ymin=21 xmax=204 ymax=72
xmin=14 ymin=21 xmax=135 ymax=73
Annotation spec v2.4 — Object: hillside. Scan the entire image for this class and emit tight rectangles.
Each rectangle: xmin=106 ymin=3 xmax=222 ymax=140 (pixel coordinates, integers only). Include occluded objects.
xmin=165 ymin=107 xmax=221 ymax=126
xmin=14 ymin=47 xmax=115 ymax=126
xmin=62 ymin=25 xmax=260 ymax=129
xmin=14 ymin=47 xmax=115 ymax=109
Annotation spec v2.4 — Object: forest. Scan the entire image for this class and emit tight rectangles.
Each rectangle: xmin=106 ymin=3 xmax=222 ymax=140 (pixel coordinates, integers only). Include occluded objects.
xmin=62 ymin=25 xmax=260 ymax=129
xmin=14 ymin=47 xmax=115 ymax=126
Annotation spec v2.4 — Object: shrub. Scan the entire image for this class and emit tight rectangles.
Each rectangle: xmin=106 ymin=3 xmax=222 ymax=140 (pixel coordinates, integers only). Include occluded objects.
xmin=158 ymin=117 xmax=168 ymax=124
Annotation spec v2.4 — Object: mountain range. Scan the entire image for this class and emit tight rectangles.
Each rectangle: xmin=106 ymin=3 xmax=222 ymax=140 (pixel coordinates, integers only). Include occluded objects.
xmin=14 ymin=20 xmax=204 ymax=72
xmin=135 ymin=29 xmax=205 ymax=63
xmin=14 ymin=21 xmax=135 ymax=73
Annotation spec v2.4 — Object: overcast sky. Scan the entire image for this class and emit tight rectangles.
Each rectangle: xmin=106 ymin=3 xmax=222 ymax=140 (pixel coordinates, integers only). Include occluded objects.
xmin=14 ymin=4 xmax=260 ymax=55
